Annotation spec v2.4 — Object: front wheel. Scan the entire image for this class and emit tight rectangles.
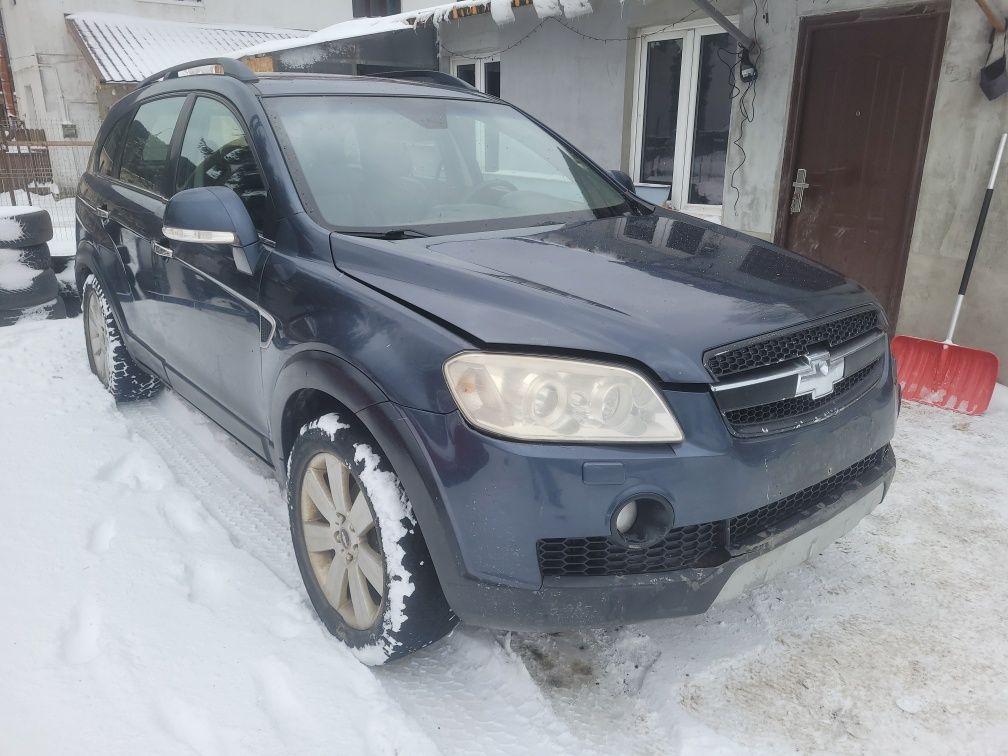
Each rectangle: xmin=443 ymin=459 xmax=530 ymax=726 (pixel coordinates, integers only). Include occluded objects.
xmin=287 ymin=415 xmax=457 ymax=664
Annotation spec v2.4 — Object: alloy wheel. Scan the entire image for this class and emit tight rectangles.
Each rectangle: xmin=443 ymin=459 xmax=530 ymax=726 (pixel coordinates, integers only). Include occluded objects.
xmin=86 ymin=291 xmax=110 ymax=386
xmin=300 ymin=452 xmax=386 ymax=630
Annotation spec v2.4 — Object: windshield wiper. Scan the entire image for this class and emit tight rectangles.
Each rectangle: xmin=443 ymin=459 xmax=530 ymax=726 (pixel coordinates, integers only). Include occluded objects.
xmin=342 ymin=228 xmax=430 ymax=240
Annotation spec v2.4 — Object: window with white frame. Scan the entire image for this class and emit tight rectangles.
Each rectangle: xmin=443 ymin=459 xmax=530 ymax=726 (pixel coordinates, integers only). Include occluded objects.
xmin=630 ymin=21 xmax=736 ymax=222
xmin=451 ymin=57 xmax=501 ymax=97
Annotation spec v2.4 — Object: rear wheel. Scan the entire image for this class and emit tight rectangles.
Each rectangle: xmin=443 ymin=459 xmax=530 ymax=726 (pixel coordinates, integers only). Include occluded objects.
xmin=287 ymin=415 xmax=457 ymax=664
xmin=83 ymin=275 xmax=162 ymax=402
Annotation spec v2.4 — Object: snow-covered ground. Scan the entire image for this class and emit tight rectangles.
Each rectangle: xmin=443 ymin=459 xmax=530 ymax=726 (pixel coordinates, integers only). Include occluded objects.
xmin=1 ymin=318 xmax=1006 ymax=755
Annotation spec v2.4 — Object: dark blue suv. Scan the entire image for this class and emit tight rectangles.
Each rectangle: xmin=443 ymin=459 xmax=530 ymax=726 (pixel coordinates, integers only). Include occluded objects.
xmin=76 ymin=59 xmax=897 ymax=663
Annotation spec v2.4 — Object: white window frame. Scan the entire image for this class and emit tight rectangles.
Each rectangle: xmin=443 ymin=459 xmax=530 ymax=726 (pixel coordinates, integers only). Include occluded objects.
xmin=629 ymin=19 xmax=737 ymax=224
xmin=451 ymin=55 xmax=500 ymax=95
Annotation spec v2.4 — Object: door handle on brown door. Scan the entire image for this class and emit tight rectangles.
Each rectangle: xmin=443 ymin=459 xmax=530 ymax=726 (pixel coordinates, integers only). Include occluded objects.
xmin=790 ymin=168 xmax=809 ymax=213
xmin=152 ymin=241 xmax=173 ymax=258
xmin=95 ymin=204 xmax=110 ymax=221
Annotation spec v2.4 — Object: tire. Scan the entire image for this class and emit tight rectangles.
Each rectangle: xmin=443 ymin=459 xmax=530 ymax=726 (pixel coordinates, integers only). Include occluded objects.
xmin=82 ymin=274 xmax=162 ymax=402
xmin=0 ymin=265 xmax=59 ymax=310
xmin=0 ymin=297 xmax=65 ymax=327
xmin=3 ymin=243 xmax=52 ymax=271
xmin=287 ymin=414 xmax=457 ymax=664
xmin=0 ymin=207 xmax=53 ymax=246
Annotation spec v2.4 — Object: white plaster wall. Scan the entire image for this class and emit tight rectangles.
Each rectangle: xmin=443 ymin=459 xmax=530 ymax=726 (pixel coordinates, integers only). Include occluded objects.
xmin=437 ymin=0 xmax=744 ymax=168
xmin=723 ymin=0 xmax=1008 ymax=381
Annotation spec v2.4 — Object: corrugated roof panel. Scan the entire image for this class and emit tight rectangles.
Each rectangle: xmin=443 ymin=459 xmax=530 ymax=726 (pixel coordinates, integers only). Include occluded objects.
xmin=66 ymin=12 xmax=308 ymax=83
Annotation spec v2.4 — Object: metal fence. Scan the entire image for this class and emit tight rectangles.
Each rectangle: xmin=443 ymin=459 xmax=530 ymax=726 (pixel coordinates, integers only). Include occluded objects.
xmin=1 ymin=116 xmax=99 ymax=256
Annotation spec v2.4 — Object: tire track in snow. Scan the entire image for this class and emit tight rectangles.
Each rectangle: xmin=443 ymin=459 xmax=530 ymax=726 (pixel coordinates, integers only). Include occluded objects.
xmin=121 ymin=396 xmax=300 ymax=589
xmin=121 ymin=392 xmax=592 ymax=755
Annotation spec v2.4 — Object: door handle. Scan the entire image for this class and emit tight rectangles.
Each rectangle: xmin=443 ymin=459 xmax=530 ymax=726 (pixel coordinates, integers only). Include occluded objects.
xmin=152 ymin=241 xmax=173 ymax=258
xmin=95 ymin=204 xmax=111 ymax=221
xmin=790 ymin=168 xmax=809 ymax=214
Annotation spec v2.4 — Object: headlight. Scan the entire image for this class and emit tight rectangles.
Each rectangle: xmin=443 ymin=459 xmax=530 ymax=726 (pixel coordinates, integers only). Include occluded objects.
xmin=443 ymin=353 xmax=684 ymax=443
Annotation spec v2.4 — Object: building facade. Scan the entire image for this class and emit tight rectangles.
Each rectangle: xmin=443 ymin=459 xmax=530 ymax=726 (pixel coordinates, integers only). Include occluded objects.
xmin=0 ymin=0 xmax=333 ymax=127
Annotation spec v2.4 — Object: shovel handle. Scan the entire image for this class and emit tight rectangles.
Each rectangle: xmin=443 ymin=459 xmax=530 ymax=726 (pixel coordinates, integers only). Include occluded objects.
xmin=957 ymin=132 xmax=1006 ymax=297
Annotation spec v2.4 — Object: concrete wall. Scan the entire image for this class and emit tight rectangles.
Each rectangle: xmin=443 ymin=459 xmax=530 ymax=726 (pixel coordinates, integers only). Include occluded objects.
xmin=437 ymin=0 xmax=744 ymax=169
xmin=724 ymin=0 xmax=1008 ymax=380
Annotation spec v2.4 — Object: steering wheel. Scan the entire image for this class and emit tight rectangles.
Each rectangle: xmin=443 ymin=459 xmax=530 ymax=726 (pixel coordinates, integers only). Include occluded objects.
xmin=462 ymin=178 xmax=518 ymax=204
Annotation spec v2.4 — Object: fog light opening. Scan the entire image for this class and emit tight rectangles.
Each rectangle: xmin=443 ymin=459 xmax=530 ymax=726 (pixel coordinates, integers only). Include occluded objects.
xmin=612 ymin=495 xmax=674 ymax=548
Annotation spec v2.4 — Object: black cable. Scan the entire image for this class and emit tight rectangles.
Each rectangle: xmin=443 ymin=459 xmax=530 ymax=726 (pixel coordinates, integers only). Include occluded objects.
xmin=727 ymin=0 xmax=762 ymax=214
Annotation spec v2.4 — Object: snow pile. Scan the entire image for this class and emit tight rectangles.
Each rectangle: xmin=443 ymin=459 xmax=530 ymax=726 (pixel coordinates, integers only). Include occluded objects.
xmin=1 ymin=316 xmax=1006 ymax=754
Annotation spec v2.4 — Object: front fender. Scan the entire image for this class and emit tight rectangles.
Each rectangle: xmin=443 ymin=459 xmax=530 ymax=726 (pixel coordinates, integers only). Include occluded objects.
xmin=269 ymin=349 xmax=388 ymax=474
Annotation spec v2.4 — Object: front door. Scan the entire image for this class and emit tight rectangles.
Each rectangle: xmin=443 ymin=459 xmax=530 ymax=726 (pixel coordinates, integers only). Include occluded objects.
xmin=159 ymin=95 xmax=272 ymax=446
xmin=776 ymin=6 xmax=947 ymax=324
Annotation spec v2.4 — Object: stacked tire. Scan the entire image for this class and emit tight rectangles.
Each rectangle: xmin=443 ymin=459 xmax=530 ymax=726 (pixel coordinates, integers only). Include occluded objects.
xmin=0 ymin=207 xmax=66 ymax=327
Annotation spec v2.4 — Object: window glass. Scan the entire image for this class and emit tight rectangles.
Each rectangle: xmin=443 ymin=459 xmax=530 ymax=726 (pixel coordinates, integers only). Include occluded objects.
xmin=352 ymin=0 xmax=400 ymax=16
xmin=95 ymin=116 xmax=127 ymax=176
xmin=640 ymin=38 xmax=683 ymax=184
xmin=119 ymin=97 xmax=185 ymax=194
xmin=455 ymin=63 xmax=476 ymax=88
xmin=688 ymin=33 xmax=734 ymax=205
xmin=267 ymin=96 xmax=630 ymax=235
xmin=484 ymin=61 xmax=501 ymax=97
xmin=176 ymin=97 xmax=266 ymax=229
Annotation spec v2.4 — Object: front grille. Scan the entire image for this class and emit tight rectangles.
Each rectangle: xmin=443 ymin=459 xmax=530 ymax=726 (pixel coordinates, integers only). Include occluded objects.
xmin=728 ymin=445 xmax=891 ymax=544
xmin=724 ymin=358 xmax=882 ymax=429
xmin=705 ymin=309 xmax=881 ymax=380
xmin=536 ymin=445 xmax=891 ymax=578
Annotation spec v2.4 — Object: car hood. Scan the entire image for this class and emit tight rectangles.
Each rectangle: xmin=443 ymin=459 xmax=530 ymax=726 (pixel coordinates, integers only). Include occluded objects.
xmin=330 ymin=212 xmax=880 ymax=384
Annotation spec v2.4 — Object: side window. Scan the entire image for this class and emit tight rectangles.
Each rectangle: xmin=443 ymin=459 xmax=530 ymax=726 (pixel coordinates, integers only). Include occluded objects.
xmin=119 ymin=97 xmax=186 ymax=195
xmin=176 ymin=97 xmax=266 ymax=230
xmin=94 ymin=116 xmax=127 ymax=176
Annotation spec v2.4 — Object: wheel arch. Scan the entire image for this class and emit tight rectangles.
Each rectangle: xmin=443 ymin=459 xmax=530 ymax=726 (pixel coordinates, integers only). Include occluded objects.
xmin=270 ymin=349 xmax=389 ymax=478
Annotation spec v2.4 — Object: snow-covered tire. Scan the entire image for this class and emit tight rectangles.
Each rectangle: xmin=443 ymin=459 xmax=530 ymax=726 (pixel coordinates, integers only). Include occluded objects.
xmin=287 ymin=414 xmax=457 ymax=664
xmin=0 ymin=297 xmax=65 ymax=327
xmin=7 ymin=243 xmax=52 ymax=271
xmin=0 ymin=207 xmax=53 ymax=246
xmin=82 ymin=274 xmax=162 ymax=402
xmin=0 ymin=266 xmax=59 ymax=310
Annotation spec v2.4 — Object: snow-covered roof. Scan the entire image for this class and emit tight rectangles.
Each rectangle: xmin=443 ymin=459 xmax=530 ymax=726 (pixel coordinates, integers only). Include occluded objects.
xmin=66 ymin=12 xmax=310 ymax=84
xmin=233 ymin=15 xmax=416 ymax=59
xmin=231 ymin=0 xmax=593 ymax=61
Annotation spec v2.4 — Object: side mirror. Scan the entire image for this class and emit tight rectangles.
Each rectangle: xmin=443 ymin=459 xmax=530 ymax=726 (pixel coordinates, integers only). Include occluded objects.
xmin=609 ymin=169 xmax=636 ymax=195
xmin=163 ymin=186 xmax=262 ymax=275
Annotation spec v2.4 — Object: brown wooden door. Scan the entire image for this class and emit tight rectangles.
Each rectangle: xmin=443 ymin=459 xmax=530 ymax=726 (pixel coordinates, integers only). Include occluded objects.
xmin=776 ymin=7 xmax=947 ymax=324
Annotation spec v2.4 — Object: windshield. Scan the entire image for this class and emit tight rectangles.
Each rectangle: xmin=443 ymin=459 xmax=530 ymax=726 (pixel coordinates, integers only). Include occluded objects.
xmin=265 ymin=95 xmax=633 ymax=235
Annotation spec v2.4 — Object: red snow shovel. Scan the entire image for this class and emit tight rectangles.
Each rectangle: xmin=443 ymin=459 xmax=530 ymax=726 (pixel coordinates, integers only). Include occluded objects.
xmin=891 ymin=132 xmax=1006 ymax=415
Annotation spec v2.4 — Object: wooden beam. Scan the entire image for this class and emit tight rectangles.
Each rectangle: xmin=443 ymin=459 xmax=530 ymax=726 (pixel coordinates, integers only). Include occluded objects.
xmin=974 ymin=0 xmax=1006 ymax=34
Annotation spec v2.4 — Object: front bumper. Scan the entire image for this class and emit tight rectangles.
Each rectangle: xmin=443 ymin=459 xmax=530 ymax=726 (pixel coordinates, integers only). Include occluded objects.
xmin=359 ymin=355 xmax=898 ymax=631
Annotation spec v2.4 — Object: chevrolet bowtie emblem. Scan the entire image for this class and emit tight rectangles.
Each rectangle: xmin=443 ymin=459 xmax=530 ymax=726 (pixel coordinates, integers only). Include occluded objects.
xmin=796 ymin=349 xmax=845 ymax=399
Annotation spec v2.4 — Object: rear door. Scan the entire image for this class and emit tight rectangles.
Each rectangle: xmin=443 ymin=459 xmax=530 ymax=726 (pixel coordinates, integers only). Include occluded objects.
xmin=109 ymin=95 xmax=189 ymax=352
xmin=158 ymin=95 xmax=273 ymax=444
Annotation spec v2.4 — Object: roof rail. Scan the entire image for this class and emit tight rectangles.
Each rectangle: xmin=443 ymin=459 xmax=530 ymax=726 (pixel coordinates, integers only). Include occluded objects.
xmin=369 ymin=69 xmax=478 ymax=92
xmin=139 ymin=57 xmax=259 ymax=88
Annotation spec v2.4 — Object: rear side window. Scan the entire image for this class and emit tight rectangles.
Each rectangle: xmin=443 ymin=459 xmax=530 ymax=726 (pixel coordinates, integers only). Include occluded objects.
xmin=119 ymin=97 xmax=186 ymax=195
xmin=94 ymin=116 xmax=127 ymax=176
xmin=175 ymin=97 xmax=267 ymax=230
